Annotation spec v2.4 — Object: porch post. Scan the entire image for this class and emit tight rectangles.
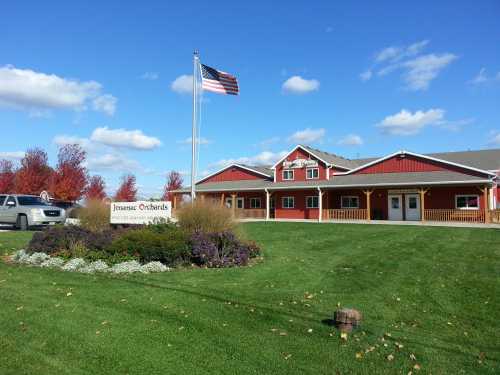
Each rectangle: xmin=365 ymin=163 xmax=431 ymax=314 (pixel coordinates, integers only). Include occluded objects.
xmin=483 ymin=186 xmax=490 ymax=223
xmin=419 ymin=188 xmax=428 ymax=222
xmin=200 ymin=193 xmax=205 ymax=203
xmin=265 ymin=189 xmax=270 ymax=221
xmin=231 ymin=193 xmax=237 ymax=218
xmin=318 ymin=187 xmax=323 ymax=222
xmin=363 ymin=189 xmax=373 ymax=221
xmin=220 ymin=192 xmax=225 ymax=207
xmin=172 ymin=194 xmax=177 ymax=209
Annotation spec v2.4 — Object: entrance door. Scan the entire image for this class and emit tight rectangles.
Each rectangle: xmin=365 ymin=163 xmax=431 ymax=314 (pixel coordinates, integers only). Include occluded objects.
xmin=388 ymin=195 xmax=403 ymax=221
xmin=405 ymin=194 xmax=421 ymax=221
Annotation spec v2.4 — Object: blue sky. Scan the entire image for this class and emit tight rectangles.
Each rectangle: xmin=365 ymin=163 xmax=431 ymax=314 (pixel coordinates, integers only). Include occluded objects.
xmin=1 ymin=1 xmax=499 ymax=197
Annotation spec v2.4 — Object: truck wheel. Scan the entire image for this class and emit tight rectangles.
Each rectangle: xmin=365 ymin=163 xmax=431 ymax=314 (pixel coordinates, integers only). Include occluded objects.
xmin=17 ymin=215 xmax=29 ymax=231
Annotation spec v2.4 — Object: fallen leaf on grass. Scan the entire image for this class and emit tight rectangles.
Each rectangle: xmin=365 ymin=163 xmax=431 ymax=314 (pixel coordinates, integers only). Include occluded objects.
xmin=413 ymin=363 xmax=421 ymax=371
xmin=282 ymin=353 xmax=292 ymax=360
xmin=387 ymin=354 xmax=394 ymax=361
xmin=66 ymin=292 xmax=72 ymax=297
xmin=307 ymin=328 xmax=313 ymax=333
xmin=355 ymin=352 xmax=363 ymax=359
xmin=340 ymin=332 xmax=348 ymax=341
xmin=16 ymin=306 xmax=23 ymax=311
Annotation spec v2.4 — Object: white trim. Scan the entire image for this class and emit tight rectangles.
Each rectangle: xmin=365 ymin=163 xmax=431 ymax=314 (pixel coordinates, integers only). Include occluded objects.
xmin=455 ymin=194 xmax=480 ymax=210
xmin=196 ymin=163 xmax=272 ymax=184
xmin=306 ymin=167 xmax=319 ymax=180
xmin=282 ymin=169 xmax=294 ymax=181
xmin=306 ymin=195 xmax=319 ymax=208
xmin=282 ymin=196 xmax=295 ymax=209
xmin=334 ymin=150 xmax=496 ymax=177
xmin=249 ymin=197 xmax=262 ymax=209
xmin=270 ymin=144 xmax=352 ymax=170
xmin=341 ymin=195 xmax=360 ymax=209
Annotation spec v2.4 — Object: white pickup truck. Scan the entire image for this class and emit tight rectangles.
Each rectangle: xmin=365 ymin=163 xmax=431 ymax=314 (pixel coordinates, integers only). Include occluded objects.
xmin=0 ymin=194 xmax=66 ymax=230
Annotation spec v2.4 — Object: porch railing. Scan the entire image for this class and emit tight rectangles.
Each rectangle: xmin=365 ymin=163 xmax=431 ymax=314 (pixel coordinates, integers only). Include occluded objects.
xmin=424 ymin=209 xmax=485 ymax=223
xmin=235 ymin=208 xmax=266 ymax=219
xmin=490 ymin=210 xmax=500 ymax=223
xmin=324 ymin=209 xmax=367 ymax=220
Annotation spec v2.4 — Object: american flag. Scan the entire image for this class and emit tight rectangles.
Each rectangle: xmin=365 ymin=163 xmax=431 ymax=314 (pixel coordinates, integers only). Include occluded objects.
xmin=201 ymin=64 xmax=239 ymax=95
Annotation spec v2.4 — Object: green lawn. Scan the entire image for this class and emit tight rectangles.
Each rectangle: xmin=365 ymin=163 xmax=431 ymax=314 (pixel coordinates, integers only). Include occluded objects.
xmin=1 ymin=223 xmax=499 ymax=374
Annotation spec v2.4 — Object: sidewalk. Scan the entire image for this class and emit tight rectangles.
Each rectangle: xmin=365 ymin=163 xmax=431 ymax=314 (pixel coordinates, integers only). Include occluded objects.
xmin=239 ymin=218 xmax=500 ymax=229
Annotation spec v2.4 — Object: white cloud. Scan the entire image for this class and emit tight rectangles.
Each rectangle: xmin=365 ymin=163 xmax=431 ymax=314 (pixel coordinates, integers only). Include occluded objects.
xmin=210 ymin=150 xmax=288 ymax=169
xmin=171 ymin=74 xmax=193 ymax=94
xmin=256 ymin=136 xmax=281 ymax=148
xmin=490 ymin=131 xmax=500 ymax=146
xmin=86 ymin=153 xmax=142 ymax=172
xmin=177 ymin=137 xmax=212 ymax=145
xmin=287 ymin=128 xmax=325 ymax=144
xmin=282 ymin=76 xmax=320 ymax=94
xmin=377 ymin=109 xmax=445 ymax=136
xmin=92 ymin=94 xmax=117 ymax=116
xmin=53 ymin=135 xmax=92 ymax=150
xmin=0 ymin=151 xmax=25 ymax=160
xmin=468 ymin=68 xmax=500 ymax=85
xmin=362 ymin=41 xmax=456 ymax=91
xmin=141 ymin=72 xmax=159 ymax=80
xmin=374 ymin=40 xmax=429 ymax=63
xmin=359 ymin=70 xmax=372 ymax=81
xmin=0 ymin=65 xmax=116 ymax=115
xmin=90 ymin=127 xmax=161 ymax=150
xmin=337 ymin=134 xmax=363 ymax=146
xmin=402 ymin=53 xmax=457 ymax=91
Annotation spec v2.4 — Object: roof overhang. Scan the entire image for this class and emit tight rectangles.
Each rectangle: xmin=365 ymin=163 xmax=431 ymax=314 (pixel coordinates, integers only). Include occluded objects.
xmin=270 ymin=144 xmax=352 ymax=171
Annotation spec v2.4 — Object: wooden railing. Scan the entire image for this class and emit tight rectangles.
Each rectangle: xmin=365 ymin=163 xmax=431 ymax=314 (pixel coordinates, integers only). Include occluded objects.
xmin=490 ymin=210 xmax=500 ymax=223
xmin=324 ymin=209 xmax=367 ymax=220
xmin=424 ymin=209 xmax=485 ymax=223
xmin=235 ymin=208 xmax=266 ymax=219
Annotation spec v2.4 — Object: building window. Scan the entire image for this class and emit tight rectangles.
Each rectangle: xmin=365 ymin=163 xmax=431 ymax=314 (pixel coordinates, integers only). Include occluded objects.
xmin=306 ymin=196 xmax=319 ymax=208
xmin=306 ymin=168 xmax=319 ymax=179
xmin=282 ymin=196 xmax=295 ymax=208
xmin=341 ymin=196 xmax=359 ymax=209
xmin=250 ymin=198 xmax=261 ymax=209
xmin=455 ymin=195 xmax=479 ymax=210
xmin=283 ymin=170 xmax=294 ymax=180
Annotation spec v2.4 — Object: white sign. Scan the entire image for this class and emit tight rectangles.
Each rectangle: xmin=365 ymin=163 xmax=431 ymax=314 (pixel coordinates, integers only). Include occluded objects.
xmin=110 ymin=201 xmax=171 ymax=224
xmin=283 ymin=158 xmax=318 ymax=169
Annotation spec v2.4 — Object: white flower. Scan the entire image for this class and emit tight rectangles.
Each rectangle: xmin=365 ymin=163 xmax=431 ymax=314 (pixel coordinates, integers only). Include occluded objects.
xmin=40 ymin=257 xmax=66 ymax=268
xmin=27 ymin=252 xmax=50 ymax=265
xmin=10 ymin=249 xmax=30 ymax=264
xmin=110 ymin=260 xmax=142 ymax=274
xmin=141 ymin=261 xmax=170 ymax=273
xmin=61 ymin=258 xmax=87 ymax=271
xmin=79 ymin=260 xmax=109 ymax=274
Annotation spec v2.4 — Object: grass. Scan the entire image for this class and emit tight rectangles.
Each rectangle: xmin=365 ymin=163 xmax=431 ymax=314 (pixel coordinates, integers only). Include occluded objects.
xmin=1 ymin=222 xmax=499 ymax=374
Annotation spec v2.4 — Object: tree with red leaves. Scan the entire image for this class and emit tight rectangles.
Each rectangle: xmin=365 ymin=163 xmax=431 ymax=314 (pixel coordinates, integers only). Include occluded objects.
xmin=14 ymin=148 xmax=53 ymax=195
xmin=0 ymin=159 xmax=16 ymax=194
xmin=50 ymin=144 xmax=88 ymax=201
xmin=162 ymin=171 xmax=183 ymax=201
xmin=114 ymin=174 xmax=137 ymax=202
xmin=85 ymin=175 xmax=107 ymax=201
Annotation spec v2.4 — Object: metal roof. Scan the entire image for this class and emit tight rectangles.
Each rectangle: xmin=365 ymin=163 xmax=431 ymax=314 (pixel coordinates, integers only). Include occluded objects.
xmin=173 ymin=171 xmax=493 ymax=193
xmin=300 ymin=145 xmax=359 ymax=169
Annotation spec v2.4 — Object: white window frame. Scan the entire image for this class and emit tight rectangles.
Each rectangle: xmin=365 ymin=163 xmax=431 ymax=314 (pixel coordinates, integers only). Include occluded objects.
xmin=341 ymin=195 xmax=359 ymax=209
xmin=282 ymin=169 xmax=294 ymax=180
xmin=455 ymin=194 xmax=480 ymax=210
xmin=306 ymin=196 xmax=319 ymax=208
xmin=306 ymin=168 xmax=319 ymax=180
xmin=249 ymin=197 xmax=261 ymax=209
xmin=282 ymin=196 xmax=295 ymax=209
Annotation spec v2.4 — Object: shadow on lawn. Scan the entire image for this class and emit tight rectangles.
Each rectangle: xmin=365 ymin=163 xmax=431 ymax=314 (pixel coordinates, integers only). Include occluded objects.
xmin=118 ymin=277 xmax=500 ymax=365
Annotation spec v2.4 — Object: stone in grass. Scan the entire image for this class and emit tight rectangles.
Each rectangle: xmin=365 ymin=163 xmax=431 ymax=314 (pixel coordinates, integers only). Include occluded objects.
xmin=334 ymin=308 xmax=362 ymax=332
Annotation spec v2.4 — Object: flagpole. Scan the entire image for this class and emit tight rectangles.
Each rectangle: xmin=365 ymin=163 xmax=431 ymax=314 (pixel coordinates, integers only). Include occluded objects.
xmin=191 ymin=50 xmax=199 ymax=202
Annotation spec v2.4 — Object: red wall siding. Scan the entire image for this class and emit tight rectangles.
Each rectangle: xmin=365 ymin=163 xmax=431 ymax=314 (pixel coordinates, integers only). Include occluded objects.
xmin=200 ymin=166 xmax=269 ymax=184
xmin=274 ymin=190 xmax=324 ymax=219
xmin=425 ymin=186 xmax=486 ymax=209
xmin=326 ymin=190 xmax=367 ymax=210
xmin=276 ymin=148 xmax=328 ymax=182
xmin=354 ymin=154 xmax=486 ymax=177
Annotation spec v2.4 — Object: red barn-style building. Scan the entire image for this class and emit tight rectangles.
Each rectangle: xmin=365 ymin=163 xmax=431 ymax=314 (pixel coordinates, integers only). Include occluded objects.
xmin=172 ymin=145 xmax=500 ymax=224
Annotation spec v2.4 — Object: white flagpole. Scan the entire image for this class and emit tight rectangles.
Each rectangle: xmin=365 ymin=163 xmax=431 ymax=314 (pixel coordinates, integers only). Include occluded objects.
xmin=191 ymin=51 xmax=199 ymax=201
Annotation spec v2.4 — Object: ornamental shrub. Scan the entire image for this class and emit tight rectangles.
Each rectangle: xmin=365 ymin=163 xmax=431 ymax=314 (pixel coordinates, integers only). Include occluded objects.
xmin=27 ymin=225 xmax=116 ymax=255
xmin=106 ymin=226 xmax=190 ymax=265
xmin=190 ymin=231 xmax=259 ymax=267
xmin=78 ymin=199 xmax=111 ymax=232
xmin=177 ymin=201 xmax=236 ymax=235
